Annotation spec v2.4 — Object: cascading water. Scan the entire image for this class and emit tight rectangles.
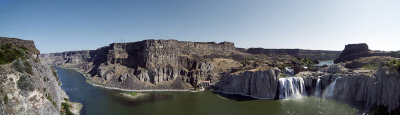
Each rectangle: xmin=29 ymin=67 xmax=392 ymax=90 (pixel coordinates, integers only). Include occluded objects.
xmin=323 ymin=77 xmax=338 ymax=98
xmin=278 ymin=77 xmax=307 ymax=99
xmin=314 ymin=76 xmax=321 ymax=96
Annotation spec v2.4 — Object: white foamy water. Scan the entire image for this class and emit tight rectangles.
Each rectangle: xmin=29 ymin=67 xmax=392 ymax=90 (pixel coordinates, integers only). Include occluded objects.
xmin=278 ymin=77 xmax=307 ymax=99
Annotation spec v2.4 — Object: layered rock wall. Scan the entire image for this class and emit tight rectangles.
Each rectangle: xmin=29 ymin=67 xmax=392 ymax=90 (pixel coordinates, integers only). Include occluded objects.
xmin=246 ymin=48 xmax=341 ymax=60
xmin=214 ymin=69 xmax=280 ymax=99
xmin=0 ymin=37 xmax=73 ymax=115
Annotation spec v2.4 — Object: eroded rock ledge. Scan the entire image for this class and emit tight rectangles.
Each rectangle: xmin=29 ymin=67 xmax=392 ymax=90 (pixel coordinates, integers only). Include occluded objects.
xmin=0 ymin=37 xmax=80 ymax=115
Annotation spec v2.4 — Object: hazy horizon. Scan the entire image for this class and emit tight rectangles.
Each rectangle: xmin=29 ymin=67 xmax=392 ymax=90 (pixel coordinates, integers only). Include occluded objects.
xmin=1 ymin=0 xmax=399 ymax=53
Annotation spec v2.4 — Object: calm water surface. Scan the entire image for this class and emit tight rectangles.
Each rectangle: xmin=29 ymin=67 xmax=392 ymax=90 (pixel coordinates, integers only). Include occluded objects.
xmin=56 ymin=67 xmax=357 ymax=115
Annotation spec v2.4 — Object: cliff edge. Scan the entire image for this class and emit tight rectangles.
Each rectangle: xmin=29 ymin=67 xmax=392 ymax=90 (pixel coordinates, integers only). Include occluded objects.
xmin=0 ymin=37 xmax=80 ymax=115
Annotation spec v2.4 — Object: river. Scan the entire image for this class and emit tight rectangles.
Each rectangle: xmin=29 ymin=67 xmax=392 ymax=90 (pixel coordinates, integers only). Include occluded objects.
xmin=56 ymin=67 xmax=357 ymax=115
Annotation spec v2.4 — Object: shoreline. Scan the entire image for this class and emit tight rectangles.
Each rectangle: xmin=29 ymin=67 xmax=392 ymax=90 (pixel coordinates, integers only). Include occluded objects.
xmin=55 ymin=66 xmax=205 ymax=93
xmin=211 ymin=90 xmax=275 ymax=100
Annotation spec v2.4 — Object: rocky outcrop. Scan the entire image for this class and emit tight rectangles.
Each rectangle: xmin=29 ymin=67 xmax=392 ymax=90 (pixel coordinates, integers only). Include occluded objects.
xmin=41 ymin=40 xmax=243 ymax=90
xmin=321 ymin=68 xmax=400 ymax=112
xmin=0 ymin=37 xmax=79 ymax=115
xmin=246 ymin=48 xmax=341 ymax=60
xmin=214 ymin=68 xmax=280 ymax=99
xmin=334 ymin=43 xmax=397 ymax=63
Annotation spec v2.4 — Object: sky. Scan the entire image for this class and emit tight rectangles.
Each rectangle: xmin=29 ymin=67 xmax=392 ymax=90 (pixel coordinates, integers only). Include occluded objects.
xmin=0 ymin=0 xmax=399 ymax=53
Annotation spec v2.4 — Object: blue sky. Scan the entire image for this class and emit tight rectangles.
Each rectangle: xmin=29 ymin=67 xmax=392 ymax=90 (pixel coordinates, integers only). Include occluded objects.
xmin=0 ymin=0 xmax=399 ymax=53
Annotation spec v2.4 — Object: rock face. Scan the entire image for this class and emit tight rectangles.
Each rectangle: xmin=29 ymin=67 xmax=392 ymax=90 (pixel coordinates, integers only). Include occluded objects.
xmin=41 ymin=39 xmax=346 ymax=90
xmin=214 ymin=68 xmax=280 ymax=99
xmin=246 ymin=48 xmax=341 ymax=60
xmin=0 ymin=37 xmax=74 ymax=115
xmin=41 ymin=40 xmax=243 ymax=90
xmin=215 ymin=63 xmax=400 ymax=113
xmin=321 ymin=68 xmax=400 ymax=112
xmin=334 ymin=43 xmax=397 ymax=63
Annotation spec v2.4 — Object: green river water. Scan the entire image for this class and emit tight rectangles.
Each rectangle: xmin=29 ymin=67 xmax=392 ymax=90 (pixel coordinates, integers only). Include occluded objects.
xmin=56 ymin=67 xmax=358 ymax=115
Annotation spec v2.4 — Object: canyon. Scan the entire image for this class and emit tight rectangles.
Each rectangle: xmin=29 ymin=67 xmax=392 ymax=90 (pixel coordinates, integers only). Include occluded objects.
xmin=2 ymin=37 xmax=399 ymax=114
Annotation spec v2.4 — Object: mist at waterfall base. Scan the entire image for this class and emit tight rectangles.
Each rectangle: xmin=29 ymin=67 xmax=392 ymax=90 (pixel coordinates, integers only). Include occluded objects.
xmin=57 ymin=67 xmax=357 ymax=115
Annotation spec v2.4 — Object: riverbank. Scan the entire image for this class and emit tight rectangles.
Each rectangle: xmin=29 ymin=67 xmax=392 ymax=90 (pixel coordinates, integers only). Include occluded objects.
xmin=55 ymin=67 xmax=359 ymax=115
xmin=55 ymin=66 xmax=205 ymax=93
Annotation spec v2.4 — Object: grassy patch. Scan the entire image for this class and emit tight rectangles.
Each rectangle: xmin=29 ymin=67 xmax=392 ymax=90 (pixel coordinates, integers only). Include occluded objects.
xmin=388 ymin=59 xmax=400 ymax=72
xmin=362 ymin=63 xmax=378 ymax=70
xmin=3 ymin=95 xmax=8 ymax=104
xmin=61 ymin=102 xmax=74 ymax=115
xmin=0 ymin=43 xmax=26 ymax=65
xmin=125 ymin=92 xmax=138 ymax=96
xmin=279 ymin=73 xmax=286 ymax=78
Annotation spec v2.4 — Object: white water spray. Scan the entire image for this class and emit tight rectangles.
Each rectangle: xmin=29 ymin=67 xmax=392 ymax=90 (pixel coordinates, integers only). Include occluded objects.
xmin=323 ymin=77 xmax=338 ymax=98
xmin=314 ymin=76 xmax=321 ymax=96
xmin=278 ymin=77 xmax=307 ymax=99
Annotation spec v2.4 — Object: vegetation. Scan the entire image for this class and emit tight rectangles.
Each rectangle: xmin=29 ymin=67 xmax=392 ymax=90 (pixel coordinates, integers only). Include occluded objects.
xmin=297 ymin=58 xmax=316 ymax=67
xmin=279 ymin=73 xmax=286 ymax=78
xmin=3 ymin=95 xmax=8 ymax=104
xmin=0 ymin=43 xmax=27 ymax=65
xmin=23 ymin=61 xmax=33 ymax=74
xmin=370 ymin=105 xmax=389 ymax=115
xmin=11 ymin=59 xmax=33 ymax=74
xmin=125 ymin=92 xmax=138 ymax=96
xmin=387 ymin=59 xmax=400 ymax=72
xmin=61 ymin=102 xmax=74 ymax=115
xmin=12 ymin=59 xmax=24 ymax=73
xmin=46 ymin=94 xmax=57 ymax=108
xmin=17 ymin=75 xmax=34 ymax=91
xmin=362 ymin=63 xmax=378 ymax=70
xmin=51 ymin=66 xmax=61 ymax=85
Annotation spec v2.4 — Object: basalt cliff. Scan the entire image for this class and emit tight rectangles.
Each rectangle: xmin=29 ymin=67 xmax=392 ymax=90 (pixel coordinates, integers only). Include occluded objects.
xmin=0 ymin=37 xmax=80 ymax=115
xmin=40 ymin=39 xmax=400 ymax=113
xmin=41 ymin=40 xmax=341 ymax=90
xmin=214 ymin=43 xmax=400 ymax=114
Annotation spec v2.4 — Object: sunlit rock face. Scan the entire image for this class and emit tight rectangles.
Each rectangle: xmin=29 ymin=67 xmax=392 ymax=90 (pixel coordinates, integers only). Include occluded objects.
xmin=214 ymin=69 xmax=280 ymax=99
xmin=0 ymin=37 xmax=68 ymax=115
xmin=321 ymin=68 xmax=400 ymax=112
xmin=41 ymin=40 xmax=244 ymax=90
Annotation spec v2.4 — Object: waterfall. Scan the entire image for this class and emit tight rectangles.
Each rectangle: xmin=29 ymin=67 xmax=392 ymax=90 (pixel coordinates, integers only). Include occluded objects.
xmin=278 ymin=77 xmax=307 ymax=99
xmin=314 ymin=76 xmax=321 ymax=96
xmin=323 ymin=77 xmax=338 ymax=98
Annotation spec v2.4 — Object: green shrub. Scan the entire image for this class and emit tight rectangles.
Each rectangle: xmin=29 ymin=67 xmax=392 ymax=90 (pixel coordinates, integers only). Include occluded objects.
xmin=11 ymin=59 xmax=33 ymax=74
xmin=61 ymin=102 xmax=74 ymax=115
xmin=17 ymin=75 xmax=34 ymax=91
xmin=362 ymin=63 xmax=378 ymax=70
xmin=50 ymin=66 xmax=61 ymax=86
xmin=298 ymin=58 xmax=315 ymax=67
xmin=23 ymin=61 xmax=33 ymax=74
xmin=12 ymin=60 xmax=24 ymax=73
xmin=388 ymin=59 xmax=400 ymax=72
xmin=3 ymin=95 xmax=8 ymax=104
xmin=46 ymin=95 xmax=57 ymax=107
xmin=0 ymin=44 xmax=25 ymax=65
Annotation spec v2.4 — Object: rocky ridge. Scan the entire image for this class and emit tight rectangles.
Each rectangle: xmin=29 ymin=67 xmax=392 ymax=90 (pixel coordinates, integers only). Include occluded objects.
xmin=41 ymin=39 xmax=340 ymax=90
xmin=0 ymin=37 xmax=81 ymax=115
xmin=215 ymin=44 xmax=400 ymax=113
xmin=334 ymin=43 xmax=398 ymax=63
